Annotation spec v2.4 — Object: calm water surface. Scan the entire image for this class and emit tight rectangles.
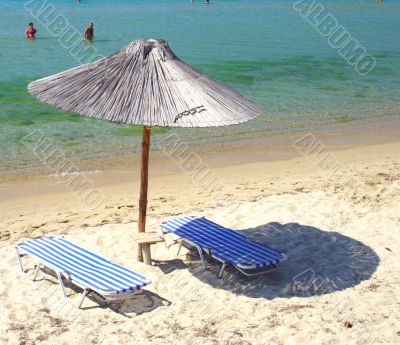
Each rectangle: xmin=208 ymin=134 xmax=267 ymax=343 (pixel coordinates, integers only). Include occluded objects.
xmin=0 ymin=0 xmax=399 ymax=175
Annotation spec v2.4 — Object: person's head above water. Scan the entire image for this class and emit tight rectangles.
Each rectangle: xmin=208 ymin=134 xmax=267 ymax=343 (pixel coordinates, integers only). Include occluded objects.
xmin=84 ymin=22 xmax=94 ymax=40
xmin=26 ymin=22 xmax=36 ymax=38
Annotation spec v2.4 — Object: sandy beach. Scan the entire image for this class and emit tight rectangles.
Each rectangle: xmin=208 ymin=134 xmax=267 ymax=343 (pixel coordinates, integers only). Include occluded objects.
xmin=1 ymin=0 xmax=400 ymax=344
xmin=0 ymin=132 xmax=399 ymax=345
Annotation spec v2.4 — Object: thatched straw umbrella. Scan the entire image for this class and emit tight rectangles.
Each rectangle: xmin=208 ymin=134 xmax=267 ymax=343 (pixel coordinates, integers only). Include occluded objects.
xmin=28 ymin=39 xmax=262 ymax=263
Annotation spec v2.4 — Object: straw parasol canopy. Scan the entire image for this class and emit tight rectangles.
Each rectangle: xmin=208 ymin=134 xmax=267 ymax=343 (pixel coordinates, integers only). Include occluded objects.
xmin=28 ymin=38 xmax=262 ymax=263
xmin=28 ymin=39 xmax=261 ymax=127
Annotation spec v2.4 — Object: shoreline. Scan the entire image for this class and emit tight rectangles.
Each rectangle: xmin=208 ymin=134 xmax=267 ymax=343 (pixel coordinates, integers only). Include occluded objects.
xmin=1 ymin=136 xmax=399 ymax=242
xmin=1 ymin=116 xmax=400 ymax=194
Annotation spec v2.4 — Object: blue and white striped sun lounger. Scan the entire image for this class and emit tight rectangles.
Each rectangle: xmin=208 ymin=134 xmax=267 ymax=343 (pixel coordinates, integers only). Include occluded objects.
xmin=160 ymin=216 xmax=288 ymax=278
xmin=16 ymin=237 xmax=151 ymax=308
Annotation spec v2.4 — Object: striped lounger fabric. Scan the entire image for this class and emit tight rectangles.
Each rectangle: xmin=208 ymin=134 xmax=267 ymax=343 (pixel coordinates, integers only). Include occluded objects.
xmin=16 ymin=237 xmax=151 ymax=308
xmin=160 ymin=216 xmax=288 ymax=278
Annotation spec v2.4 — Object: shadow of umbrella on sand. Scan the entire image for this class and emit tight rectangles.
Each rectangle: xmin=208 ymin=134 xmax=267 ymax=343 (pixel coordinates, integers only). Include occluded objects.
xmin=28 ymin=38 xmax=262 ymax=263
xmin=179 ymin=222 xmax=380 ymax=298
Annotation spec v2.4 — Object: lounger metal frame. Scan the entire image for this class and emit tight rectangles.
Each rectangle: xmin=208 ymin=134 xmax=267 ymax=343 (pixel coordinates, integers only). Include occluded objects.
xmin=160 ymin=223 xmax=287 ymax=278
xmin=16 ymin=244 xmax=148 ymax=308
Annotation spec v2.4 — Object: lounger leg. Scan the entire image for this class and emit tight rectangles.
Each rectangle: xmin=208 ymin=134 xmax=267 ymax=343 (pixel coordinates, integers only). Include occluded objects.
xmin=218 ymin=262 xmax=227 ymax=279
xmin=33 ymin=264 xmax=41 ymax=281
xmin=159 ymin=229 xmax=168 ymax=249
xmin=56 ymin=271 xmax=68 ymax=301
xmin=16 ymin=248 xmax=25 ymax=273
xmin=78 ymin=289 xmax=89 ymax=309
xmin=195 ymin=245 xmax=206 ymax=270
xmin=177 ymin=240 xmax=183 ymax=255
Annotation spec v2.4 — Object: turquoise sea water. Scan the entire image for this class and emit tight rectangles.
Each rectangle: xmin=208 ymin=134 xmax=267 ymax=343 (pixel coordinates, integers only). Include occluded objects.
xmin=0 ymin=0 xmax=399 ymax=175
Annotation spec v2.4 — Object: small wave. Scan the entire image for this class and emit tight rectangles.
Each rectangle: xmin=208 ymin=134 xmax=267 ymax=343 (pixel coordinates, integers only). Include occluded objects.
xmin=49 ymin=170 xmax=102 ymax=178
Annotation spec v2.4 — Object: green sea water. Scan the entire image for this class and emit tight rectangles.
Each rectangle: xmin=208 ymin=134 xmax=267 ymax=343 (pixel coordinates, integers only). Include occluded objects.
xmin=0 ymin=0 xmax=399 ymax=175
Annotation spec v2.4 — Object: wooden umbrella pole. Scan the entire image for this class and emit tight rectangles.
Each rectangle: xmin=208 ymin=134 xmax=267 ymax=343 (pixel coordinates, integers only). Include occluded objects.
xmin=137 ymin=126 xmax=151 ymax=262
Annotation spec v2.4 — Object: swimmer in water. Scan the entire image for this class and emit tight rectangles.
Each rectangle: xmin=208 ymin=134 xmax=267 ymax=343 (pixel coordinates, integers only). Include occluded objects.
xmin=84 ymin=23 xmax=94 ymax=40
xmin=25 ymin=22 xmax=37 ymax=39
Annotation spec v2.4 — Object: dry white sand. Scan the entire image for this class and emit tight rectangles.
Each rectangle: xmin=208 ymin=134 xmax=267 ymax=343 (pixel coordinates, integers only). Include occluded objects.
xmin=0 ymin=141 xmax=399 ymax=345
